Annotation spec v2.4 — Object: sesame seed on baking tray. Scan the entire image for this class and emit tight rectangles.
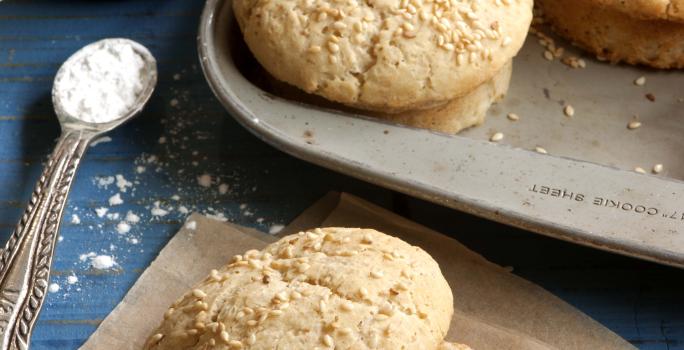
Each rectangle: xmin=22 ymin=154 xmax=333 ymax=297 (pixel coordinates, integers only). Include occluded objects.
xmin=489 ymin=132 xmax=504 ymax=142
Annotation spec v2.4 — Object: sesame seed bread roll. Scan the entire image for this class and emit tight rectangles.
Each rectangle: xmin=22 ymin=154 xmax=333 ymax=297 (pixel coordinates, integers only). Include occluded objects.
xmin=233 ymin=0 xmax=532 ymax=113
xmin=144 ymin=228 xmax=455 ymax=350
xmin=538 ymin=0 xmax=684 ymax=69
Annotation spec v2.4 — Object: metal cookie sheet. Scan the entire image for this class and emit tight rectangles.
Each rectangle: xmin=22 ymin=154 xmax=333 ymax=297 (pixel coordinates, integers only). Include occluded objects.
xmin=198 ymin=0 xmax=684 ymax=268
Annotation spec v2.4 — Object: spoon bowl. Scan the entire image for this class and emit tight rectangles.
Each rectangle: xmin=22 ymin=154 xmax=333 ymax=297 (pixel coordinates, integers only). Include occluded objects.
xmin=52 ymin=38 xmax=157 ymax=133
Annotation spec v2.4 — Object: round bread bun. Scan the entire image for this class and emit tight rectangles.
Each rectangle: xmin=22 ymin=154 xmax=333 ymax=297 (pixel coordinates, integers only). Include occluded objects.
xmin=144 ymin=228 xmax=454 ymax=350
xmin=537 ymin=0 xmax=684 ymax=68
xmin=233 ymin=0 xmax=532 ymax=113
xmin=374 ymin=59 xmax=511 ymax=134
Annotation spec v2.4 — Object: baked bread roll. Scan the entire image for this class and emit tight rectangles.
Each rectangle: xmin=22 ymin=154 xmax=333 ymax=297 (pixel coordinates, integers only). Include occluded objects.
xmin=233 ymin=0 xmax=532 ymax=113
xmin=537 ymin=0 xmax=684 ymax=68
xmin=144 ymin=228 xmax=455 ymax=349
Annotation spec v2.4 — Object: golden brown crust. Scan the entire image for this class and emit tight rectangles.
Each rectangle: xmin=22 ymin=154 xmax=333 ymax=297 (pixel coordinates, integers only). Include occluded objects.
xmin=234 ymin=0 xmax=532 ymax=112
xmin=538 ymin=0 xmax=684 ymax=69
xmin=587 ymin=0 xmax=684 ymax=22
xmin=373 ymin=60 xmax=511 ymax=134
xmin=144 ymin=228 xmax=454 ymax=350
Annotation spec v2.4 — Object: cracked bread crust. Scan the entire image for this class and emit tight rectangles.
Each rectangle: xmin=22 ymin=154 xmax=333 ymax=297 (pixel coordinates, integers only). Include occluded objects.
xmin=538 ymin=0 xmax=684 ymax=68
xmin=233 ymin=0 xmax=532 ymax=113
xmin=144 ymin=228 xmax=454 ymax=349
xmin=374 ymin=59 xmax=511 ymax=134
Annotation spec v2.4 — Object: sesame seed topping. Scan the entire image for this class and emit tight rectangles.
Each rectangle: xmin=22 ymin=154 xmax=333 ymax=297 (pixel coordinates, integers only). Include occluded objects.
xmin=248 ymin=259 xmax=262 ymax=269
xmin=149 ymin=333 xmax=164 ymax=344
xmin=247 ymin=333 xmax=257 ymax=345
xmin=297 ymin=262 xmax=311 ymax=272
xmin=340 ymin=301 xmax=354 ymax=311
xmin=307 ymin=45 xmax=322 ymax=54
xmin=535 ymin=147 xmax=548 ymax=154
xmin=653 ymin=164 xmax=664 ymax=174
xmin=319 ymin=300 xmax=327 ymax=313
xmin=275 ymin=291 xmax=289 ymax=302
xmin=229 ymin=340 xmax=244 ymax=349
xmin=333 ymin=21 xmax=347 ymax=30
xmin=379 ymin=304 xmax=395 ymax=316
xmin=634 ymin=167 xmax=646 ymax=174
xmin=327 ymin=42 xmax=340 ymax=53
xmin=210 ymin=269 xmax=221 ymax=281
xmin=247 ymin=320 xmax=258 ymax=326
xmin=506 ymin=113 xmax=519 ymax=121
xmin=192 ymin=289 xmax=207 ymax=299
xmin=543 ymin=50 xmax=554 ymax=61
xmin=489 ymin=132 xmax=504 ymax=142
xmin=563 ymin=105 xmax=575 ymax=117
xmin=634 ymin=76 xmax=646 ymax=86
xmin=339 ymin=327 xmax=353 ymax=336
xmin=627 ymin=121 xmax=642 ymax=130
xmin=323 ymin=334 xmax=334 ymax=347
xmin=270 ymin=309 xmax=284 ymax=316
xmin=361 ymin=233 xmax=373 ymax=244
xmin=370 ymin=270 xmax=384 ymax=278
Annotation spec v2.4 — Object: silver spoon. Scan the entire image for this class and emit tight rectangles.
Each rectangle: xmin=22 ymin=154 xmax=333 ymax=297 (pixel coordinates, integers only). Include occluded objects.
xmin=0 ymin=38 xmax=157 ymax=350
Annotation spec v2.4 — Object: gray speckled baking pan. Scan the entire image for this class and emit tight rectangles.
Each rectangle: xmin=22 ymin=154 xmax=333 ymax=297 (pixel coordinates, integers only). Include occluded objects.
xmin=198 ymin=0 xmax=684 ymax=268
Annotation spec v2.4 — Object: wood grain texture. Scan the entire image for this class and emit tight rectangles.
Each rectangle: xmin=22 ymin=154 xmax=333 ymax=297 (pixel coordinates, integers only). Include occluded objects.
xmin=0 ymin=0 xmax=682 ymax=349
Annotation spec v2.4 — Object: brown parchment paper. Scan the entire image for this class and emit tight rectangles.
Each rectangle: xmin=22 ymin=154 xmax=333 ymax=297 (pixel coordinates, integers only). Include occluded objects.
xmin=79 ymin=192 xmax=634 ymax=350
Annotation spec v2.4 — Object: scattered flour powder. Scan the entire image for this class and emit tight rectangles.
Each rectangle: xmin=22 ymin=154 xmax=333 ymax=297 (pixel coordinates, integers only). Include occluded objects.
xmin=125 ymin=211 xmax=140 ymax=223
xmin=95 ymin=207 xmax=109 ymax=218
xmin=269 ymin=224 xmax=285 ymax=234
xmin=197 ymin=174 xmax=212 ymax=188
xmin=116 ymin=221 xmax=131 ymax=234
xmin=108 ymin=193 xmax=123 ymax=206
xmin=53 ymin=39 xmax=149 ymax=123
xmin=80 ymin=252 xmax=116 ymax=270
xmin=48 ymin=283 xmax=60 ymax=293
xmin=91 ymin=255 xmax=116 ymax=270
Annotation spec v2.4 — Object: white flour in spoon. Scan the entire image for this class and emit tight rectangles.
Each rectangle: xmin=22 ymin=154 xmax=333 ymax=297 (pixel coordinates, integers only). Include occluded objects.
xmin=54 ymin=39 xmax=148 ymax=123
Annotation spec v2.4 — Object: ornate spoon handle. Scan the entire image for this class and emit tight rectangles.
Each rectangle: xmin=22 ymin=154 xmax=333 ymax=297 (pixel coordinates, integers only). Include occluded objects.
xmin=0 ymin=130 xmax=92 ymax=350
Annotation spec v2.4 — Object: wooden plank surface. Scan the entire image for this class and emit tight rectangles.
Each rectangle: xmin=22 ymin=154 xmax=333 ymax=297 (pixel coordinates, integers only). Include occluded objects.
xmin=0 ymin=1 xmax=682 ymax=349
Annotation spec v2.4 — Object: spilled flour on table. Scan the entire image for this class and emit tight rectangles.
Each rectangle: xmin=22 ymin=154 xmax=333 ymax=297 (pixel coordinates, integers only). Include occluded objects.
xmin=56 ymin=65 xmax=289 ymax=302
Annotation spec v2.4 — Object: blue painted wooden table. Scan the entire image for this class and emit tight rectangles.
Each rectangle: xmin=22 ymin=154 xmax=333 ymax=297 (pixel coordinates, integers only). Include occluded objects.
xmin=1 ymin=1 xmax=683 ymax=349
